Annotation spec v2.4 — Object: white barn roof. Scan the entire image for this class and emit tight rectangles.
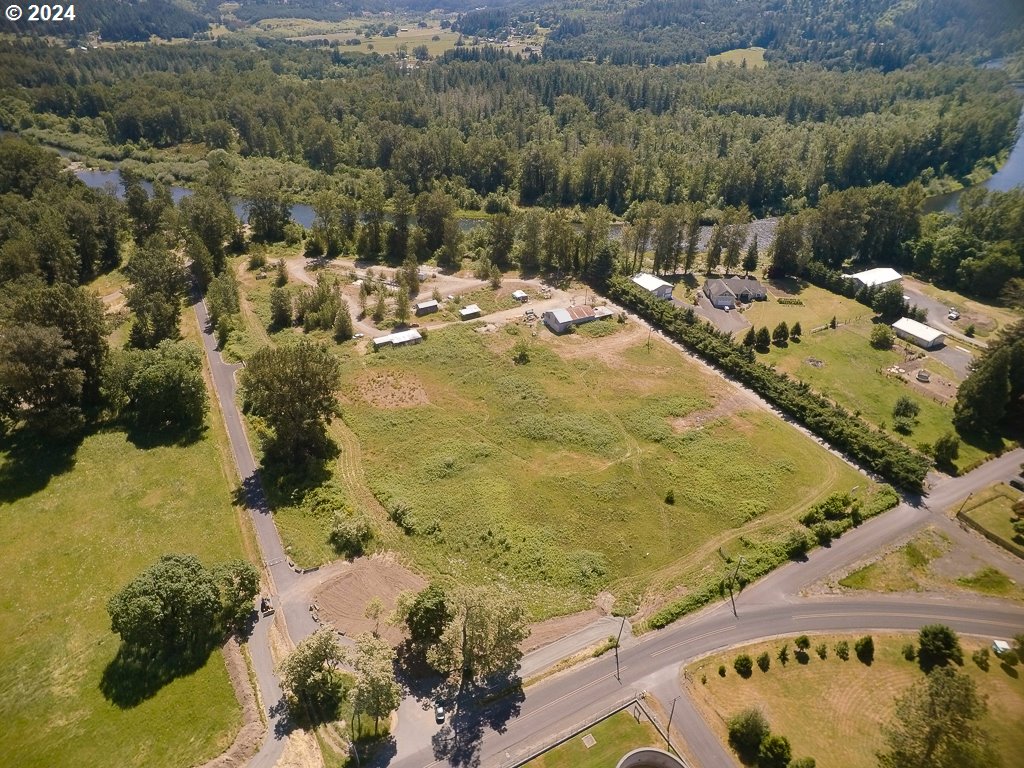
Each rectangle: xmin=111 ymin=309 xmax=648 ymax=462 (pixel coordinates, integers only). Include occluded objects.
xmin=844 ymin=267 xmax=902 ymax=288
xmin=892 ymin=317 xmax=943 ymax=344
xmin=459 ymin=303 xmax=481 ymax=317
xmin=632 ymin=273 xmax=673 ymax=292
xmin=546 ymin=308 xmax=573 ymax=325
xmin=416 ymin=299 xmax=439 ymax=310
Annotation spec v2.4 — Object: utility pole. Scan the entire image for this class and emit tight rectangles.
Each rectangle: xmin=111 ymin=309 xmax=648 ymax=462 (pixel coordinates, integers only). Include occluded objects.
xmin=666 ymin=695 xmax=679 ymax=751
xmin=614 ymin=616 xmax=627 ymax=681
xmin=955 ymin=493 xmax=973 ymax=518
xmin=728 ymin=555 xmax=745 ymax=617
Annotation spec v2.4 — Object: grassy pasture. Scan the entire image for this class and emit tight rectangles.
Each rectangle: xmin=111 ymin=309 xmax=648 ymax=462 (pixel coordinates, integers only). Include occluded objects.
xmin=321 ymin=320 xmax=861 ymax=618
xmin=743 ymin=284 xmax=996 ymax=472
xmin=687 ymin=634 xmax=1024 ymax=768
xmin=0 ymin=425 xmax=247 ymax=768
xmin=524 ymin=709 xmax=662 ymax=767
xmin=704 ymin=47 xmax=767 ymax=69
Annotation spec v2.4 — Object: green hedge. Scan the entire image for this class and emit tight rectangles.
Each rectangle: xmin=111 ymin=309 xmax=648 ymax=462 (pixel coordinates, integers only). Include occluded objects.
xmin=606 ymin=277 xmax=929 ymax=491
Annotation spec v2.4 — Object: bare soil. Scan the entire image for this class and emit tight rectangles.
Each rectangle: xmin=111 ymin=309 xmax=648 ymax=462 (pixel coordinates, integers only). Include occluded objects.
xmin=312 ymin=553 xmax=427 ymax=646
xmin=883 ymin=358 xmax=958 ymax=405
xmin=354 ymin=370 xmax=430 ymax=409
xmin=197 ymin=639 xmax=264 ymax=768
xmin=671 ymin=392 xmax=750 ymax=432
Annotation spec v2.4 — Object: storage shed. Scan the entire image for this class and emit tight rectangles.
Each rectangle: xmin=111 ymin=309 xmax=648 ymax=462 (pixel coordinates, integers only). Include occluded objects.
xmin=542 ymin=305 xmax=596 ymax=334
xmin=511 ymin=289 xmax=528 ymax=302
xmin=631 ymin=273 xmax=673 ymax=300
xmin=415 ymin=299 xmax=439 ymax=316
xmin=892 ymin=317 xmax=945 ymax=349
xmin=459 ymin=304 xmax=482 ymax=320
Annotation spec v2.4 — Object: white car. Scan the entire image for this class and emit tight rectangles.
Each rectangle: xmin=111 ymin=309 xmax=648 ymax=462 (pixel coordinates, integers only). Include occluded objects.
xmin=434 ymin=702 xmax=445 ymax=723
xmin=947 ymin=309 xmax=960 ymax=321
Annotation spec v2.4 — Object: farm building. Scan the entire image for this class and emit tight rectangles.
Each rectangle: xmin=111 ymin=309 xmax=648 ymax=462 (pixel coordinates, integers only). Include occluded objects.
xmin=415 ymin=299 xmax=439 ymax=316
xmin=511 ymin=289 xmax=528 ymax=302
xmin=543 ymin=305 xmax=597 ymax=334
xmin=703 ymin=277 xmax=768 ymax=309
xmin=459 ymin=304 xmax=482 ymax=320
xmin=593 ymin=306 xmax=615 ymax=319
xmin=372 ymin=329 xmax=423 ymax=349
xmin=631 ymin=273 xmax=673 ymax=299
xmin=892 ymin=317 xmax=945 ymax=349
xmin=844 ymin=267 xmax=902 ymax=289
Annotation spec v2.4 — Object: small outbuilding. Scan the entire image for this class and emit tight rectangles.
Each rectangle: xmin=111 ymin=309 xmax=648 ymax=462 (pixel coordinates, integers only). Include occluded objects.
xmin=631 ymin=272 xmax=674 ymax=300
xmin=542 ymin=305 xmax=596 ymax=334
xmin=372 ymin=329 xmax=423 ymax=349
xmin=993 ymin=640 xmax=1012 ymax=655
xmin=892 ymin=317 xmax=945 ymax=350
xmin=415 ymin=299 xmax=439 ymax=316
xmin=593 ymin=306 xmax=615 ymax=320
xmin=459 ymin=304 xmax=482 ymax=320
xmin=844 ymin=267 xmax=903 ymax=289
xmin=511 ymin=289 xmax=528 ymax=302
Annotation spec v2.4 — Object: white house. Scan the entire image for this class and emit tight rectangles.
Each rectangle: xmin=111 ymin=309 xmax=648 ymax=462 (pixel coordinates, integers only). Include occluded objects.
xmin=892 ymin=317 xmax=945 ymax=350
xmin=372 ymin=329 xmax=423 ymax=349
xmin=415 ymin=299 xmax=439 ymax=316
xmin=459 ymin=304 xmax=482 ymax=320
xmin=542 ymin=305 xmax=597 ymax=334
xmin=631 ymin=273 xmax=673 ymax=300
xmin=844 ymin=267 xmax=902 ymax=289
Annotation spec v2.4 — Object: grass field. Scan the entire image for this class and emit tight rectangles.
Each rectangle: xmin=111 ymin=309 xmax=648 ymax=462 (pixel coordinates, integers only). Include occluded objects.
xmin=0 ymin=424 xmax=248 ymax=768
xmin=963 ymin=484 xmax=1023 ymax=546
xmin=742 ymin=282 xmax=997 ymax=472
xmin=704 ymin=47 xmax=767 ymax=69
xmin=687 ymin=634 xmax=1024 ymax=768
xmin=313 ymin=318 xmax=863 ymax=618
xmin=524 ymin=710 xmax=663 ymax=767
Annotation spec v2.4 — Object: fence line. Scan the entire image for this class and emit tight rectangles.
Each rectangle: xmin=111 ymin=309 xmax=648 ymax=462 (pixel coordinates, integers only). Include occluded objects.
xmin=957 ymin=511 xmax=1024 ymax=560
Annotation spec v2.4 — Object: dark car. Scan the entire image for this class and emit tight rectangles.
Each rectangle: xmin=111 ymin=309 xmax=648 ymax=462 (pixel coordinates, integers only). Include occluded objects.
xmin=1009 ymin=478 xmax=1024 ymax=492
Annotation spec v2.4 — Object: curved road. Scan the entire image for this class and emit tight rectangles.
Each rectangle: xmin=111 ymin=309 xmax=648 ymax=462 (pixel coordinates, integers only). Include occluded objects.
xmin=192 ymin=292 xmax=1024 ymax=768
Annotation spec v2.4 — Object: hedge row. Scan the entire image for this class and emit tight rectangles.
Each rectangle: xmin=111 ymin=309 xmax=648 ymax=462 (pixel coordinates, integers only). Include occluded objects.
xmin=606 ymin=277 xmax=930 ymax=491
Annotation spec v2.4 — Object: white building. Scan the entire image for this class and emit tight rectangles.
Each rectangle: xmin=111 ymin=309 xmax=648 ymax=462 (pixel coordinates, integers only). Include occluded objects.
xmin=511 ymin=289 xmax=528 ymax=302
xmin=415 ymin=299 xmax=439 ymax=316
xmin=631 ymin=273 xmax=673 ymax=300
xmin=892 ymin=317 xmax=945 ymax=350
xmin=372 ymin=329 xmax=423 ymax=349
xmin=542 ymin=305 xmax=597 ymax=334
xmin=844 ymin=267 xmax=902 ymax=289
xmin=459 ymin=304 xmax=482 ymax=320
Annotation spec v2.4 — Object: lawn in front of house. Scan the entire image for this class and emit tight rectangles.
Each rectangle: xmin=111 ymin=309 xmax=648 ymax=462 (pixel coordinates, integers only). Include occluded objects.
xmin=686 ymin=634 xmax=1024 ymax=768
xmin=963 ymin=484 xmax=1024 ymax=547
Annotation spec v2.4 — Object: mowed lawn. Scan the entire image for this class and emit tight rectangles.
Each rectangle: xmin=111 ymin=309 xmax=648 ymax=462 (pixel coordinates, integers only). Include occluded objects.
xmin=743 ymin=284 xmax=991 ymax=472
xmin=524 ymin=710 xmax=663 ymax=767
xmin=0 ymin=428 xmax=247 ymax=768
xmin=964 ymin=484 xmax=1023 ymax=545
xmin=326 ymin=321 xmax=861 ymax=618
xmin=687 ymin=634 xmax=1024 ymax=768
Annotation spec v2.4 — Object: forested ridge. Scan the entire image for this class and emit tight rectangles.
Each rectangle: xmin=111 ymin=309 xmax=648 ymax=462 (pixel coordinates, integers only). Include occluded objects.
xmin=3 ymin=39 xmax=1019 ymax=215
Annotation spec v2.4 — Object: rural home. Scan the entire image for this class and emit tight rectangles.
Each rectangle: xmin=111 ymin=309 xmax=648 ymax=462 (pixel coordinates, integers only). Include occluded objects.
xmin=459 ymin=304 xmax=482 ymax=320
xmin=844 ymin=267 xmax=902 ymax=289
xmin=543 ymin=305 xmax=597 ymax=334
xmin=415 ymin=299 xmax=439 ymax=316
xmin=631 ymin=273 xmax=673 ymax=300
xmin=372 ymin=329 xmax=423 ymax=349
xmin=892 ymin=317 xmax=945 ymax=349
xmin=511 ymin=289 xmax=528 ymax=302
xmin=703 ymin=277 xmax=769 ymax=309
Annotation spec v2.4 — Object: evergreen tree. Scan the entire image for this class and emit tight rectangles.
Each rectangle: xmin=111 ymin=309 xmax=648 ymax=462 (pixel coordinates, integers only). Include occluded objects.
xmin=742 ymin=234 xmax=760 ymax=275
xmin=333 ymin=300 xmax=353 ymax=342
xmin=954 ymin=347 xmax=1010 ymax=434
xmin=742 ymin=326 xmax=757 ymax=347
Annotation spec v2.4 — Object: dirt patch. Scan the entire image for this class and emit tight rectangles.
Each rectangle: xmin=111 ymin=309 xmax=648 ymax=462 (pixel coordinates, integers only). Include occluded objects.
xmin=197 ymin=639 xmax=264 ymax=768
xmin=312 ymin=553 xmax=427 ymax=646
xmin=671 ymin=392 xmax=750 ymax=431
xmin=354 ymin=371 xmax=429 ymax=409
xmin=273 ymin=726 xmax=322 ymax=768
xmin=806 ymin=357 xmax=825 ymax=368
xmin=884 ymin=359 xmax=958 ymax=405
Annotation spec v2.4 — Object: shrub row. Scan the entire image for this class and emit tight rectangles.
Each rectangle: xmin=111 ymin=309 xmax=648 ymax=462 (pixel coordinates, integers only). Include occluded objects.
xmin=606 ymin=277 xmax=929 ymax=490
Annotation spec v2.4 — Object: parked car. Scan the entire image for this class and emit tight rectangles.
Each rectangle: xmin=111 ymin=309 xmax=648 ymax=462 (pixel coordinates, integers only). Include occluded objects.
xmin=948 ymin=308 xmax=960 ymax=321
xmin=1009 ymin=478 xmax=1024 ymax=492
xmin=434 ymin=702 xmax=445 ymax=723
xmin=260 ymin=595 xmax=275 ymax=616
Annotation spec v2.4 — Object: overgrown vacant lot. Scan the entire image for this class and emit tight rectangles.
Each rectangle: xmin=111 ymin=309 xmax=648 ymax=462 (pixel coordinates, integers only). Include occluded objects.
xmin=325 ymin=320 xmax=862 ymax=618
xmin=0 ymin=428 xmax=247 ymax=768
xmin=687 ymin=634 xmax=1024 ymax=768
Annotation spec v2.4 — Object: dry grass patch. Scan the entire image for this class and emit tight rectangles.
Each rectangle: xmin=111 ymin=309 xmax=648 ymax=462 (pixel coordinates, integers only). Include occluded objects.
xmin=354 ymin=370 xmax=430 ymax=409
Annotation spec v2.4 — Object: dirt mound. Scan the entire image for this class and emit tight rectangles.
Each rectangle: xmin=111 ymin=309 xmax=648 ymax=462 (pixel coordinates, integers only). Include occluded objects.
xmin=671 ymin=392 xmax=749 ymax=431
xmin=312 ymin=554 xmax=427 ymax=646
xmin=355 ymin=371 xmax=429 ymax=409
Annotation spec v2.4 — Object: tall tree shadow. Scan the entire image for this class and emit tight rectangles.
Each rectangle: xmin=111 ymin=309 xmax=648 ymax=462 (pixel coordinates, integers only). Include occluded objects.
xmin=125 ymin=421 xmax=207 ymax=450
xmin=0 ymin=426 xmax=84 ymax=504
xmin=432 ymin=673 xmax=525 ymax=767
xmin=100 ymin=643 xmax=213 ymax=708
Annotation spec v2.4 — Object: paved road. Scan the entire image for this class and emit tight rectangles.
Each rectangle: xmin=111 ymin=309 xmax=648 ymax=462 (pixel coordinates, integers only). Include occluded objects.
xmin=902 ymin=281 xmax=986 ymax=350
